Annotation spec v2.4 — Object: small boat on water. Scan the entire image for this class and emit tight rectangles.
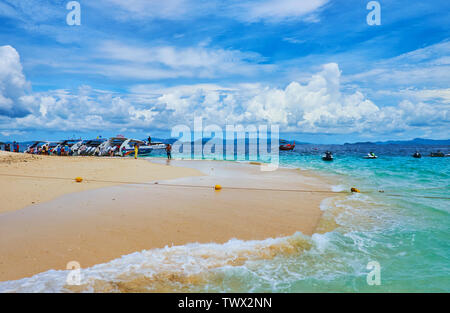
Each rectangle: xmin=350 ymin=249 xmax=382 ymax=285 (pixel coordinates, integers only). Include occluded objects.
xmin=280 ymin=141 xmax=295 ymax=151
xmin=430 ymin=151 xmax=445 ymax=157
xmin=322 ymin=151 xmax=334 ymax=161
xmin=364 ymin=152 xmax=378 ymax=159
xmin=412 ymin=152 xmax=422 ymax=158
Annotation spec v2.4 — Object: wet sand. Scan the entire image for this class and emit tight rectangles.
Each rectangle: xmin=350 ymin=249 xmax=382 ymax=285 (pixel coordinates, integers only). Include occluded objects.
xmin=0 ymin=154 xmax=331 ymax=282
xmin=0 ymin=151 xmax=202 ymax=214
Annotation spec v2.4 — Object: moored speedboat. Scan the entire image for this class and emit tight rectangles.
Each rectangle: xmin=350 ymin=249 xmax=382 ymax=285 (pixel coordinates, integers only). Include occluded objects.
xmin=53 ymin=139 xmax=81 ymax=155
xmin=98 ymin=137 xmax=128 ymax=156
xmin=24 ymin=141 xmax=47 ymax=154
xmin=280 ymin=141 xmax=295 ymax=151
xmin=73 ymin=139 xmax=106 ymax=156
xmin=120 ymin=139 xmax=154 ymax=157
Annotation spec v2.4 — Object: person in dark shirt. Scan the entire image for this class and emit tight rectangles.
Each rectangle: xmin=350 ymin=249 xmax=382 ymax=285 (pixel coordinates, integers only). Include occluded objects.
xmin=165 ymin=144 xmax=172 ymax=160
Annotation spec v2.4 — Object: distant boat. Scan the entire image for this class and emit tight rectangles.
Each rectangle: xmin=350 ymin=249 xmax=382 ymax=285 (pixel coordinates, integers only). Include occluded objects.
xmin=280 ymin=141 xmax=295 ymax=151
xmin=322 ymin=151 xmax=333 ymax=161
xmin=412 ymin=152 xmax=422 ymax=158
xmin=430 ymin=151 xmax=445 ymax=157
xmin=364 ymin=152 xmax=378 ymax=159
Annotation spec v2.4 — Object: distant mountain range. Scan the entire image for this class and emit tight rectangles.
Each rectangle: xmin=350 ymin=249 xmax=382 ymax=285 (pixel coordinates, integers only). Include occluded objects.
xmin=4 ymin=137 xmax=449 ymax=146
xmin=346 ymin=138 xmax=450 ymax=145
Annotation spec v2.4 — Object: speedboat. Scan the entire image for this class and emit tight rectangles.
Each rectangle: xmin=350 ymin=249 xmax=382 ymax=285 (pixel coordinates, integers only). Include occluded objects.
xmin=280 ymin=141 xmax=295 ymax=151
xmin=322 ymin=151 xmax=334 ymax=161
xmin=364 ymin=152 xmax=378 ymax=159
xmin=24 ymin=141 xmax=47 ymax=154
xmin=47 ymin=142 xmax=59 ymax=154
xmin=98 ymin=137 xmax=128 ymax=156
xmin=412 ymin=152 xmax=422 ymax=158
xmin=53 ymin=139 xmax=82 ymax=155
xmin=430 ymin=151 xmax=445 ymax=157
xmin=148 ymin=142 xmax=168 ymax=150
xmin=73 ymin=139 xmax=106 ymax=156
xmin=119 ymin=139 xmax=154 ymax=157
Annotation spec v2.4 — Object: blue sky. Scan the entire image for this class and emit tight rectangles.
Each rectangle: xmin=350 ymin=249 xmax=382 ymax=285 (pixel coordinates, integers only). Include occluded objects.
xmin=0 ymin=0 xmax=449 ymax=143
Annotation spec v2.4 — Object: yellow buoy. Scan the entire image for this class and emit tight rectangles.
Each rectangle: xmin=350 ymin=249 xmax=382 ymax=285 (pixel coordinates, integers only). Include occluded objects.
xmin=75 ymin=177 xmax=83 ymax=183
xmin=214 ymin=184 xmax=222 ymax=191
xmin=351 ymin=187 xmax=360 ymax=193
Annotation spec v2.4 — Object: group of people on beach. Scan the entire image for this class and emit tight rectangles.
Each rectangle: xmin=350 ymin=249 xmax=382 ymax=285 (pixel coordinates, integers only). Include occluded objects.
xmin=3 ymin=135 xmax=174 ymax=159
xmin=28 ymin=143 xmax=71 ymax=156
xmin=1 ymin=141 xmax=20 ymax=153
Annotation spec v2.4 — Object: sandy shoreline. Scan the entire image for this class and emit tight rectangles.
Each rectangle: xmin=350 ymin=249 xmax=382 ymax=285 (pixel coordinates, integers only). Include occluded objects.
xmin=0 ymin=151 xmax=202 ymax=214
xmin=0 ymin=152 xmax=333 ymax=282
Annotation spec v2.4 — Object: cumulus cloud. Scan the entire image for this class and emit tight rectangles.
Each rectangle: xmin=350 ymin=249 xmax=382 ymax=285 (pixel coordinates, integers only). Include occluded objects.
xmin=1 ymin=49 xmax=448 ymax=138
xmin=141 ymin=63 xmax=449 ymax=134
xmin=0 ymin=45 xmax=35 ymax=117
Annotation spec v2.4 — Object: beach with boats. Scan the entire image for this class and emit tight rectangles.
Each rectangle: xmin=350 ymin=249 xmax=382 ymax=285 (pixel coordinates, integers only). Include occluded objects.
xmin=0 ymin=137 xmax=449 ymax=292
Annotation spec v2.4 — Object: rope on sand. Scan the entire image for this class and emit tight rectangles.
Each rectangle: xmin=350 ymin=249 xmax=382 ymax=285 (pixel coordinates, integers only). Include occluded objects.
xmin=0 ymin=173 xmax=449 ymax=200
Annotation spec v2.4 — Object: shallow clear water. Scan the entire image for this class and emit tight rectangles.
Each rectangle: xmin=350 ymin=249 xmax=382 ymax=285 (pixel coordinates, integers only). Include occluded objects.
xmin=275 ymin=151 xmax=450 ymax=292
xmin=1 ymin=145 xmax=449 ymax=292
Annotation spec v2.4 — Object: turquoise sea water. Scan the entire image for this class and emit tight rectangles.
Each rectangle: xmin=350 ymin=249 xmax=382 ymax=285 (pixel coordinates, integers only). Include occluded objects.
xmin=0 ymin=147 xmax=449 ymax=292
xmin=148 ymin=147 xmax=450 ymax=292
xmin=274 ymin=152 xmax=450 ymax=292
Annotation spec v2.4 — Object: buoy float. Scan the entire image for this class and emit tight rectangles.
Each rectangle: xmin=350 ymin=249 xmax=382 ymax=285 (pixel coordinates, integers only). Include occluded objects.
xmin=351 ymin=187 xmax=360 ymax=193
xmin=75 ymin=177 xmax=83 ymax=183
xmin=214 ymin=184 xmax=222 ymax=191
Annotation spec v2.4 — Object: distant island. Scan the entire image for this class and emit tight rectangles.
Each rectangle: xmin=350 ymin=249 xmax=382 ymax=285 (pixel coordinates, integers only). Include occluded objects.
xmin=345 ymin=138 xmax=450 ymax=146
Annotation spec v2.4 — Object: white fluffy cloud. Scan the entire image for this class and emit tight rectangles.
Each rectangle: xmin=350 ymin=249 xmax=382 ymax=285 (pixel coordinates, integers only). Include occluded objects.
xmin=0 ymin=45 xmax=34 ymax=117
xmin=140 ymin=63 xmax=449 ymax=134
xmin=1 ymin=46 xmax=448 ymax=137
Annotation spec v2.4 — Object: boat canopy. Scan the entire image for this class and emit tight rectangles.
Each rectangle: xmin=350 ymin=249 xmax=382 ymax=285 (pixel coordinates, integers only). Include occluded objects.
xmin=108 ymin=137 xmax=128 ymax=144
xmin=84 ymin=139 xmax=106 ymax=146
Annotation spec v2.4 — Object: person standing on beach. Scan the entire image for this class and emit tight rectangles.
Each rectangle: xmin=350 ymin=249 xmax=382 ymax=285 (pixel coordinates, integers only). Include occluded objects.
xmin=134 ymin=143 xmax=139 ymax=159
xmin=166 ymin=144 xmax=172 ymax=160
